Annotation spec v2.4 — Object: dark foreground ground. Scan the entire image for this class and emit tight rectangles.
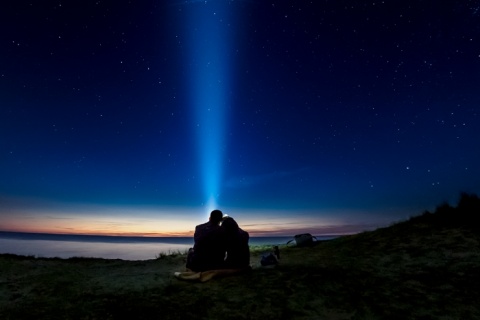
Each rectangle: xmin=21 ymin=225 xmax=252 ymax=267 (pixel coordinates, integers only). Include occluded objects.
xmin=1 ymin=194 xmax=480 ymax=319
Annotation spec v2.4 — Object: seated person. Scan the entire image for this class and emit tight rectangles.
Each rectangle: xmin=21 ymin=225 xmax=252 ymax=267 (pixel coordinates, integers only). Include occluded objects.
xmin=186 ymin=209 xmax=226 ymax=272
xmin=177 ymin=215 xmax=250 ymax=282
xmin=222 ymin=217 xmax=250 ymax=269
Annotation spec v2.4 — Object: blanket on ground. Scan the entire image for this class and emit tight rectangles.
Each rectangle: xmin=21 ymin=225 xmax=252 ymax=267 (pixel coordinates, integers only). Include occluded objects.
xmin=174 ymin=268 xmax=249 ymax=282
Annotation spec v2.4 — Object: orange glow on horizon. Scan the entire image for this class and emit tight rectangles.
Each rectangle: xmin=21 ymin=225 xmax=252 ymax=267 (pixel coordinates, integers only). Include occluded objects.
xmin=0 ymin=201 xmax=403 ymax=237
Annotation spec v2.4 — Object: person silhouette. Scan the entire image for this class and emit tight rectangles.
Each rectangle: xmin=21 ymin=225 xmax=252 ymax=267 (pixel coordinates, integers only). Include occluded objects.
xmin=222 ymin=217 xmax=250 ymax=269
xmin=176 ymin=213 xmax=251 ymax=282
xmin=186 ymin=209 xmax=226 ymax=272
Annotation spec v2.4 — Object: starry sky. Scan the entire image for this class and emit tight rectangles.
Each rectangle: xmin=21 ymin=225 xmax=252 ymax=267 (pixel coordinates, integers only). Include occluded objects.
xmin=1 ymin=0 xmax=479 ymax=237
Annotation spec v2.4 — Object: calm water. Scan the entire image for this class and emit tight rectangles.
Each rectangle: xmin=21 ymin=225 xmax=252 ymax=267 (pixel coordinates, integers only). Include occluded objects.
xmin=0 ymin=232 xmax=337 ymax=260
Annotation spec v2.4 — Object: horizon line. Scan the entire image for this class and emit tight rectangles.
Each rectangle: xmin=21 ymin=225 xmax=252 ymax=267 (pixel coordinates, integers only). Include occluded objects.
xmin=0 ymin=229 xmax=354 ymax=238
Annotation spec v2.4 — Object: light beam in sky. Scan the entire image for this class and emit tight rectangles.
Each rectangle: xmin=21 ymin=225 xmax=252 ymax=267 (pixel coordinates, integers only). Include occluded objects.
xmin=181 ymin=1 xmax=235 ymax=212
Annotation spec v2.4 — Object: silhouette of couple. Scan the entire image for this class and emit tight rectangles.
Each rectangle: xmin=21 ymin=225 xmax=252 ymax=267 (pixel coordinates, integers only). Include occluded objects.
xmin=175 ymin=209 xmax=250 ymax=282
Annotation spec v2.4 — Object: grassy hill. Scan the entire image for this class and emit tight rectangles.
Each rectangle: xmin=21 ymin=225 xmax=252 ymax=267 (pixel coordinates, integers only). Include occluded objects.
xmin=1 ymin=193 xmax=479 ymax=319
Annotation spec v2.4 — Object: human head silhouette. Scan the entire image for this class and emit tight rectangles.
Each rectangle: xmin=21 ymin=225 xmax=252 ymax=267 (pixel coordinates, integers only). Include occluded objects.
xmin=221 ymin=216 xmax=239 ymax=232
xmin=209 ymin=209 xmax=223 ymax=224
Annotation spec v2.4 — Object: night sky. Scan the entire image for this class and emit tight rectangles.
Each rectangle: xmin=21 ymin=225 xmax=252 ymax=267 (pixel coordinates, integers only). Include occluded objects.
xmin=1 ymin=1 xmax=479 ymax=236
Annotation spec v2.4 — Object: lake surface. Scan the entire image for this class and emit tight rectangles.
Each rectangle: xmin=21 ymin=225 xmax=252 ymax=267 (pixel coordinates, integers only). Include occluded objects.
xmin=0 ymin=232 xmax=337 ymax=260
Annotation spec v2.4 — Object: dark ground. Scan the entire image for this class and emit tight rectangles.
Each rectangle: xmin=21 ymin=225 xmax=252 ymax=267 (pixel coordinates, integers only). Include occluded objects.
xmin=1 ymin=194 xmax=479 ymax=319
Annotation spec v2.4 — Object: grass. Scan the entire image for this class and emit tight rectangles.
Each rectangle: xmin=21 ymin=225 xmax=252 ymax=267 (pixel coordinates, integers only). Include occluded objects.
xmin=1 ymin=193 xmax=479 ymax=319
xmin=155 ymin=249 xmax=189 ymax=259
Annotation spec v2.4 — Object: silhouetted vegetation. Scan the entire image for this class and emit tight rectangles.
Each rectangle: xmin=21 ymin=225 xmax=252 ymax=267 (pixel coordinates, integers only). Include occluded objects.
xmin=409 ymin=192 xmax=480 ymax=229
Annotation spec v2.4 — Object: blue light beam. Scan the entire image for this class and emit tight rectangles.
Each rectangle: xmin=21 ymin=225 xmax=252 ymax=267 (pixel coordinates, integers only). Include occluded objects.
xmin=183 ymin=2 xmax=235 ymax=211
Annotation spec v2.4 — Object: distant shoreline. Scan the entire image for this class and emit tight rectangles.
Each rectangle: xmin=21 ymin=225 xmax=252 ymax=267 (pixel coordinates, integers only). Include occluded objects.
xmin=0 ymin=231 xmax=340 ymax=260
xmin=0 ymin=230 xmax=341 ymax=243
